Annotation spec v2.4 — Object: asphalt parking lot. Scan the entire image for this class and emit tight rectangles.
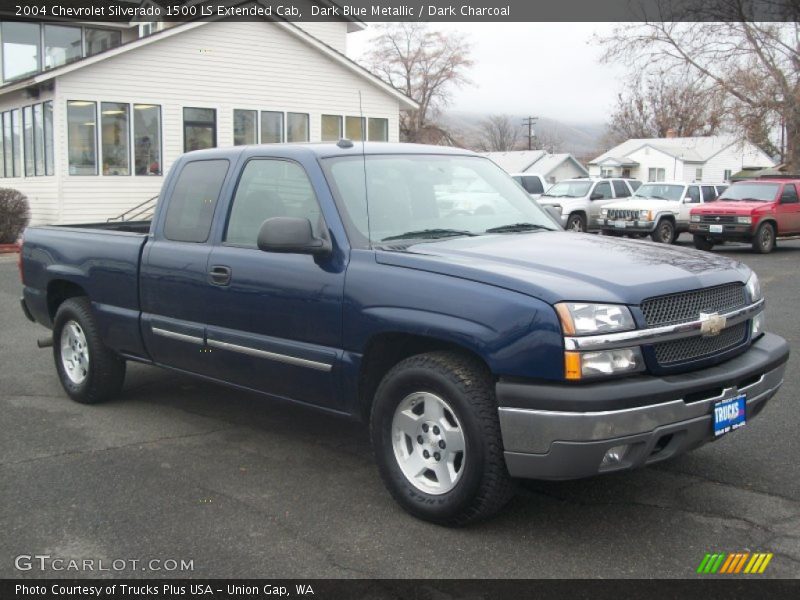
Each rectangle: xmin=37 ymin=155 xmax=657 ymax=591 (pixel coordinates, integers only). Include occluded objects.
xmin=1 ymin=236 xmax=799 ymax=579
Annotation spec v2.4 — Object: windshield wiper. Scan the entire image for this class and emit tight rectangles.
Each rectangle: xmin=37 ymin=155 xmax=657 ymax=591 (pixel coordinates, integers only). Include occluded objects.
xmin=485 ymin=223 xmax=553 ymax=233
xmin=381 ymin=228 xmax=477 ymax=242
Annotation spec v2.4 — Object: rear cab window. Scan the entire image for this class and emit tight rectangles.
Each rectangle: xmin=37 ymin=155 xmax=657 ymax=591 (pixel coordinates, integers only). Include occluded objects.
xmin=163 ymin=159 xmax=230 ymax=242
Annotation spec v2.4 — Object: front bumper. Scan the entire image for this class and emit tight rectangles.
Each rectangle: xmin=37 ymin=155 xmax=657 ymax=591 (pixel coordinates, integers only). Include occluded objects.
xmin=690 ymin=223 xmax=754 ymax=241
xmin=497 ymin=332 xmax=789 ymax=480
xmin=599 ymin=218 xmax=656 ymax=233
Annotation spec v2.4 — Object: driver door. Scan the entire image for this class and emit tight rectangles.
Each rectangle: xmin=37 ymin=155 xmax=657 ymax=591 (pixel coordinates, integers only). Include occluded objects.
xmin=588 ymin=180 xmax=614 ymax=221
xmin=680 ymin=185 xmax=702 ymax=222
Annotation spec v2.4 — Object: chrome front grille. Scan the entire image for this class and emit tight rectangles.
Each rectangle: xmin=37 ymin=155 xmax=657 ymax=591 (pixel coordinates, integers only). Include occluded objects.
xmin=607 ymin=209 xmax=640 ymax=220
xmin=641 ymin=283 xmax=746 ymax=327
xmin=653 ymin=322 xmax=748 ymax=365
xmin=700 ymin=215 xmax=736 ymax=224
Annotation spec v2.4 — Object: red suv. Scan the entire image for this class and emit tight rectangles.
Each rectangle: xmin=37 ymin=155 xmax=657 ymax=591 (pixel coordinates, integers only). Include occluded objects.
xmin=689 ymin=179 xmax=800 ymax=253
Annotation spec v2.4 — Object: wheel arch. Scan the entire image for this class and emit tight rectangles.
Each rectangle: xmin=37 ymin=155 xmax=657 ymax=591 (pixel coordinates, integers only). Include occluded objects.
xmin=47 ymin=279 xmax=89 ymax=321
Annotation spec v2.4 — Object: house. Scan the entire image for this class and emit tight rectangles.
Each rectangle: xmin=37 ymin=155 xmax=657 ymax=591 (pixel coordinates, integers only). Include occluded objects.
xmin=481 ymin=150 xmax=589 ymax=183
xmin=588 ymin=135 xmax=774 ymax=183
xmin=0 ymin=17 xmax=416 ymax=225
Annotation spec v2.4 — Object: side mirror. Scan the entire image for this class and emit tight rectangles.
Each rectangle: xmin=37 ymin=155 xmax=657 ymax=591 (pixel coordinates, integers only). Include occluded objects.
xmin=589 ymin=192 xmax=603 ymax=201
xmin=257 ymin=217 xmax=331 ymax=256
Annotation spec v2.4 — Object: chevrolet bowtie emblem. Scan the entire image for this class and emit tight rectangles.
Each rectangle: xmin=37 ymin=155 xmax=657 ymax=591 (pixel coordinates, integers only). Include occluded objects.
xmin=700 ymin=312 xmax=727 ymax=336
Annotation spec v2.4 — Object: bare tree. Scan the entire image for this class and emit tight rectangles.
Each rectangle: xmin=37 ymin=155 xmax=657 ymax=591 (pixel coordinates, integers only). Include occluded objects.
xmin=531 ymin=127 xmax=564 ymax=153
xmin=476 ymin=114 xmax=521 ymax=151
xmin=598 ymin=3 xmax=800 ymax=168
xmin=362 ymin=24 xmax=473 ymax=142
xmin=603 ymin=72 xmax=725 ymax=146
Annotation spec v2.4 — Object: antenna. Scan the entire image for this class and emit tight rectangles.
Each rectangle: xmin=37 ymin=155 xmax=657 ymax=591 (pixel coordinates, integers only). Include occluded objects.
xmin=358 ymin=90 xmax=372 ymax=246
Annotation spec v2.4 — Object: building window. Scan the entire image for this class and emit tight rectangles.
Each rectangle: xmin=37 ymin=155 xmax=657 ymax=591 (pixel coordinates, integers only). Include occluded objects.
xmin=67 ymin=101 xmax=97 ymax=175
xmin=85 ymin=28 xmax=122 ymax=57
xmin=101 ymin=102 xmax=130 ymax=175
xmin=23 ymin=106 xmax=34 ymax=176
xmin=2 ymin=22 xmax=40 ymax=81
xmin=233 ymin=109 xmax=257 ymax=146
xmin=287 ymin=112 xmax=309 ymax=142
xmin=345 ymin=116 xmax=365 ymax=141
xmin=648 ymin=167 xmax=665 ymax=182
xmin=139 ymin=22 xmax=163 ymax=37
xmin=724 ymin=169 xmax=732 ymax=182
xmin=2 ymin=112 xmax=12 ymax=177
xmin=43 ymin=25 xmax=82 ymax=70
xmin=11 ymin=109 xmax=21 ymax=177
xmin=33 ymin=104 xmax=45 ymax=175
xmin=600 ymin=168 xmax=613 ymax=178
xmin=260 ymin=111 xmax=283 ymax=143
xmin=321 ymin=115 xmax=342 ymax=142
xmin=183 ymin=107 xmax=216 ymax=152
xmin=44 ymin=101 xmax=54 ymax=176
xmin=134 ymin=104 xmax=161 ymax=175
xmin=695 ymin=168 xmax=703 ymax=182
xmin=368 ymin=118 xmax=388 ymax=142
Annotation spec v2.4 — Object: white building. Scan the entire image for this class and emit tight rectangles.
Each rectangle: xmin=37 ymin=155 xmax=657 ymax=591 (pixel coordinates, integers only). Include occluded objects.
xmin=481 ymin=150 xmax=589 ymax=183
xmin=588 ymin=135 xmax=774 ymax=183
xmin=0 ymin=18 xmax=416 ymax=225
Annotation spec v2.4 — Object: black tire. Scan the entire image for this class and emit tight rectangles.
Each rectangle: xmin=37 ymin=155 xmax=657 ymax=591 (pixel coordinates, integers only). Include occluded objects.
xmin=693 ymin=235 xmax=715 ymax=251
xmin=370 ymin=351 xmax=515 ymax=526
xmin=651 ymin=219 xmax=676 ymax=244
xmin=53 ymin=297 xmax=126 ymax=404
xmin=752 ymin=222 xmax=776 ymax=254
xmin=566 ymin=213 xmax=586 ymax=232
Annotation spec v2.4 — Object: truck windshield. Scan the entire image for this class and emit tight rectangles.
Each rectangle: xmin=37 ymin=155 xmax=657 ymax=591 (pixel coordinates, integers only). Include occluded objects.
xmin=541 ymin=181 xmax=591 ymax=198
xmin=633 ymin=183 xmax=684 ymax=201
xmin=718 ymin=182 xmax=779 ymax=202
xmin=323 ymin=154 xmax=558 ymax=245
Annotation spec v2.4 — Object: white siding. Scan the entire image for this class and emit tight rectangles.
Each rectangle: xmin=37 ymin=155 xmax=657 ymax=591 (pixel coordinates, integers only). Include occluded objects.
xmin=295 ymin=22 xmax=349 ymax=54
xmin=6 ymin=21 xmax=400 ymax=224
xmin=546 ymin=161 xmax=587 ymax=183
xmin=688 ymin=142 xmax=774 ymax=183
xmin=625 ymin=146 xmax=683 ymax=181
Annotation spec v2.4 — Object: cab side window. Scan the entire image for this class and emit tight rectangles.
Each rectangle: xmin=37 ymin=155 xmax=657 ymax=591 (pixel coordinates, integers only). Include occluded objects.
xmin=701 ymin=186 xmax=717 ymax=202
xmin=780 ymin=184 xmax=799 ymax=204
xmin=686 ymin=186 xmax=701 ymax=203
xmin=612 ymin=180 xmax=630 ymax=198
xmin=164 ymin=159 xmax=230 ymax=243
xmin=225 ymin=159 xmax=322 ymax=247
xmin=593 ymin=181 xmax=612 ymax=199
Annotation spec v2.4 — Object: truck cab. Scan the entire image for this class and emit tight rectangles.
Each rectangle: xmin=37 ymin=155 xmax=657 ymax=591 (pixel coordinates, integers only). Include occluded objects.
xmin=689 ymin=179 xmax=800 ymax=253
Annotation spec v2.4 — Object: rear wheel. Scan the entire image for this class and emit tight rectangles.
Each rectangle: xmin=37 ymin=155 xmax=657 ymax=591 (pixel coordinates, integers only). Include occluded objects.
xmin=752 ymin=222 xmax=776 ymax=254
xmin=53 ymin=297 xmax=126 ymax=404
xmin=693 ymin=235 xmax=715 ymax=251
xmin=651 ymin=219 xmax=676 ymax=244
xmin=566 ymin=213 xmax=586 ymax=232
xmin=370 ymin=352 xmax=514 ymax=526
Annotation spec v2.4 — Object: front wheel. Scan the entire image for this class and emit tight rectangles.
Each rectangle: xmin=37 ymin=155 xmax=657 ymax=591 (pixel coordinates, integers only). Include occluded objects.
xmin=53 ymin=297 xmax=126 ymax=404
xmin=651 ymin=219 xmax=676 ymax=244
xmin=566 ymin=213 xmax=586 ymax=232
xmin=370 ymin=352 xmax=514 ymax=526
xmin=752 ymin=222 xmax=776 ymax=253
xmin=693 ymin=235 xmax=715 ymax=251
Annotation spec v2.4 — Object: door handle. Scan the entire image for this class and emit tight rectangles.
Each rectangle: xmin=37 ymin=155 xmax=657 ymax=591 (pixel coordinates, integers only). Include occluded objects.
xmin=208 ymin=265 xmax=232 ymax=286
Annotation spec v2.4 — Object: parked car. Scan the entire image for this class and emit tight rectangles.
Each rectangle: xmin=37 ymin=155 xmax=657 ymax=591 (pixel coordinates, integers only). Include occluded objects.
xmin=510 ymin=172 xmax=548 ymax=199
xmin=538 ymin=177 xmax=639 ymax=232
xmin=690 ymin=179 xmax=800 ymax=253
xmin=599 ymin=182 xmax=728 ymax=244
xmin=19 ymin=143 xmax=788 ymax=525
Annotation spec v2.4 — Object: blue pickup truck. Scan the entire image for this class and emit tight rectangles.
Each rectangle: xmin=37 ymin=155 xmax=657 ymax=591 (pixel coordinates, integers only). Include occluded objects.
xmin=20 ymin=143 xmax=789 ymax=525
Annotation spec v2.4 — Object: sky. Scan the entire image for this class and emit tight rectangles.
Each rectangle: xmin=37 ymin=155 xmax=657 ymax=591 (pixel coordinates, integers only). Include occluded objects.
xmin=346 ymin=22 xmax=625 ymax=125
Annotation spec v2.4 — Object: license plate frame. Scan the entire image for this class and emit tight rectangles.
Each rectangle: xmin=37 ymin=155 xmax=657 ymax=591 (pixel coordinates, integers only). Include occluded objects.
xmin=614 ymin=220 xmax=627 ymax=229
xmin=713 ymin=395 xmax=746 ymax=437
xmin=710 ymin=224 xmax=724 ymax=233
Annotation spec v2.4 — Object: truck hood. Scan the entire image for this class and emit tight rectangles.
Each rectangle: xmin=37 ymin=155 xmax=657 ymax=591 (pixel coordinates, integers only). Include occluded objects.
xmin=375 ymin=232 xmax=750 ymax=305
xmin=693 ymin=200 xmax=769 ymax=214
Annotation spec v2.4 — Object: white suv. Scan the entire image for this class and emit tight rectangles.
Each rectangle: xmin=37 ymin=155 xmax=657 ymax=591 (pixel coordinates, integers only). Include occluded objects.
xmin=599 ymin=182 xmax=728 ymax=244
xmin=538 ymin=178 xmax=640 ymax=232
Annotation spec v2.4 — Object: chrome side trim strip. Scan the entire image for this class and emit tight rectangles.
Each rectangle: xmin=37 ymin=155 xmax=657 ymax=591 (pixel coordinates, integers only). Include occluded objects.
xmin=206 ymin=339 xmax=333 ymax=372
xmin=564 ymin=299 xmax=764 ymax=351
xmin=151 ymin=327 xmax=204 ymax=345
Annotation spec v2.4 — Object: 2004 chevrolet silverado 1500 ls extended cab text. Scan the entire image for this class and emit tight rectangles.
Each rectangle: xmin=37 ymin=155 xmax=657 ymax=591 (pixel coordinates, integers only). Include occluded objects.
xmin=19 ymin=143 xmax=790 ymax=525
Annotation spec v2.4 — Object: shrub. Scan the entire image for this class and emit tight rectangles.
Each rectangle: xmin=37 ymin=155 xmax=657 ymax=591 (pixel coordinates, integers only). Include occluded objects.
xmin=0 ymin=188 xmax=30 ymax=244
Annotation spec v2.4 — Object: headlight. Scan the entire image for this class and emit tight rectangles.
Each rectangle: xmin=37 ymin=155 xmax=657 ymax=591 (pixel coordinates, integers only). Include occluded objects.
xmin=737 ymin=216 xmax=752 ymax=224
xmin=690 ymin=214 xmax=701 ymax=223
xmin=601 ymin=208 xmax=608 ymax=216
xmin=639 ymin=209 xmax=651 ymax=220
xmin=565 ymin=347 xmax=644 ymax=380
xmin=745 ymin=272 xmax=762 ymax=302
xmin=555 ymin=302 xmax=636 ymax=335
xmin=751 ymin=311 xmax=765 ymax=338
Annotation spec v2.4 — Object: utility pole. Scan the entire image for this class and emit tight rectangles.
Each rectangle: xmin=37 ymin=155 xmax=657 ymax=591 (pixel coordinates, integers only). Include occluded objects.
xmin=522 ymin=116 xmax=537 ymax=151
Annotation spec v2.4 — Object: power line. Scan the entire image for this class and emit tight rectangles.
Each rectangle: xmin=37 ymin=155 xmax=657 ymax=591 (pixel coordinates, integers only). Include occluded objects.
xmin=522 ymin=116 xmax=538 ymax=151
